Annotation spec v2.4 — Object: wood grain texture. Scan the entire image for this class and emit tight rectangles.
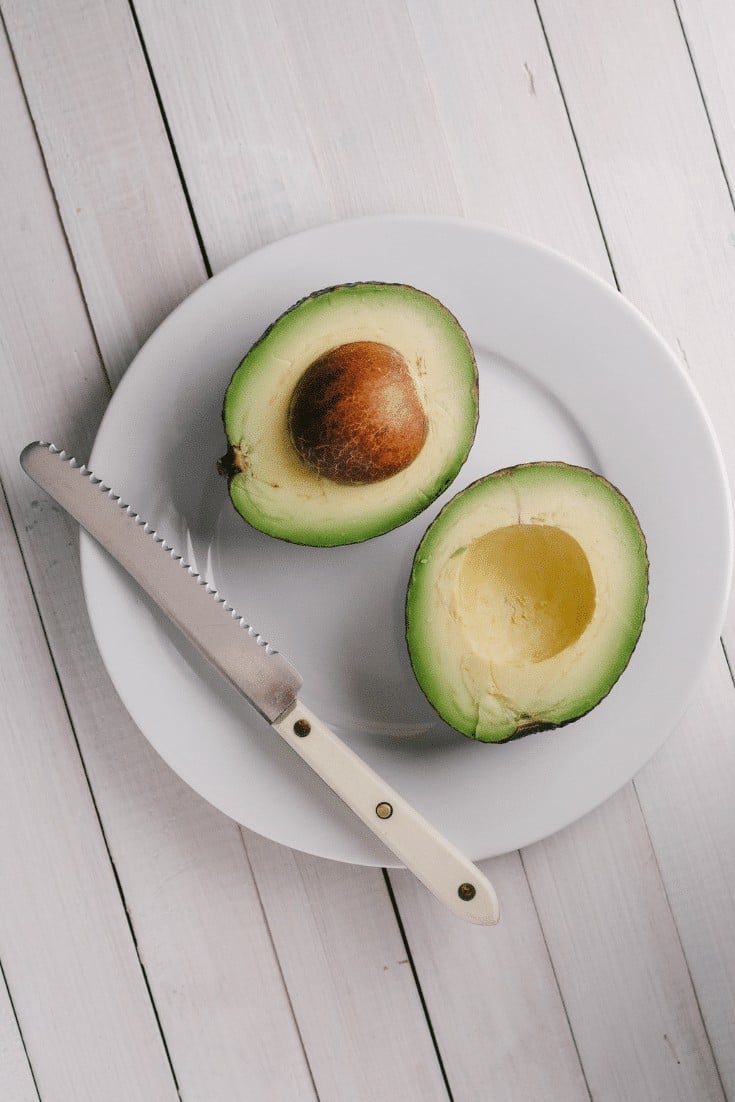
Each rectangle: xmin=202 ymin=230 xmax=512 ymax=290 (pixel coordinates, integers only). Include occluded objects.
xmin=523 ymin=784 xmax=725 ymax=1101
xmin=0 ymin=971 xmax=39 ymax=1102
xmin=676 ymin=0 xmax=735 ymax=201
xmin=404 ymin=0 xmax=610 ymax=280
xmin=1 ymin=0 xmax=204 ymax=384
xmin=247 ymin=840 xmax=449 ymax=1101
xmin=133 ymin=0 xmax=464 ymax=271
xmin=389 ymin=852 xmax=590 ymax=1101
xmin=0 ymin=488 xmax=178 ymax=1102
xmin=0 ymin=10 xmax=316 ymax=1100
xmin=0 ymin=22 xmax=179 ymax=1100
xmin=131 ymin=0 xmax=334 ymax=269
xmin=636 ymin=645 xmax=735 ymax=1096
xmin=78 ymin=743 xmax=317 ymax=1102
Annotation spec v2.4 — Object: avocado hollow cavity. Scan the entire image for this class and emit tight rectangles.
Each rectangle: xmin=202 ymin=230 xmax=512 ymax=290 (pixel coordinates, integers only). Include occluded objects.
xmin=221 ymin=282 xmax=478 ymax=546
xmin=406 ymin=463 xmax=649 ymax=743
xmin=458 ymin=525 xmax=596 ymax=666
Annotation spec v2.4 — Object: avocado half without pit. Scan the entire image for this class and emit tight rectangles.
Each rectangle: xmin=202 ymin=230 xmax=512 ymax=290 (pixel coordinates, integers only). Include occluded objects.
xmin=406 ymin=463 xmax=649 ymax=743
xmin=220 ymin=282 xmax=479 ymax=545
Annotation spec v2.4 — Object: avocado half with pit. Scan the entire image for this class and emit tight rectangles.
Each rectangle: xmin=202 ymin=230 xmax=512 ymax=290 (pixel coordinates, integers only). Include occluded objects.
xmin=406 ymin=463 xmax=649 ymax=742
xmin=220 ymin=283 xmax=478 ymax=545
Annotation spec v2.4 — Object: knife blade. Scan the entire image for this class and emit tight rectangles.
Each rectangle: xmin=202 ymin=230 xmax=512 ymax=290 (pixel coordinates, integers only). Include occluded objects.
xmin=21 ymin=441 xmax=499 ymax=925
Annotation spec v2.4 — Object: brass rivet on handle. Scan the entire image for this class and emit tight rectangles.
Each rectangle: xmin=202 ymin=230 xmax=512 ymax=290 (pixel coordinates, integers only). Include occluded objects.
xmin=293 ymin=718 xmax=311 ymax=737
xmin=375 ymin=802 xmax=393 ymax=820
xmin=458 ymin=883 xmax=476 ymax=902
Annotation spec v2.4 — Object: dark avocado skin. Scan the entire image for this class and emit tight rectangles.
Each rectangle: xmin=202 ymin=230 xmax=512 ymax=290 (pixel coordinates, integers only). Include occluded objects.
xmin=405 ymin=461 xmax=649 ymax=744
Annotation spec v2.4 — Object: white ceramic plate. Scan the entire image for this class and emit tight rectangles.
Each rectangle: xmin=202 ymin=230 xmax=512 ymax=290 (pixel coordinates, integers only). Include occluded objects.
xmin=81 ymin=216 xmax=732 ymax=865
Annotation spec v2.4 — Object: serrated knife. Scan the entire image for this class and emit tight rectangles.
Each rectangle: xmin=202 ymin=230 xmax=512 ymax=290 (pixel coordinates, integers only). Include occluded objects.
xmin=20 ymin=441 xmax=499 ymax=925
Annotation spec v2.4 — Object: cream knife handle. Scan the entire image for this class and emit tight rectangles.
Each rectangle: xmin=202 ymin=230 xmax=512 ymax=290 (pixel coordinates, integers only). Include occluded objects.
xmin=273 ymin=701 xmax=499 ymax=925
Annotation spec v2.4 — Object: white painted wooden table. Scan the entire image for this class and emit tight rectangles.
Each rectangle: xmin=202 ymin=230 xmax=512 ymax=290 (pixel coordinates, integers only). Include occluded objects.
xmin=2 ymin=2 xmax=734 ymax=1099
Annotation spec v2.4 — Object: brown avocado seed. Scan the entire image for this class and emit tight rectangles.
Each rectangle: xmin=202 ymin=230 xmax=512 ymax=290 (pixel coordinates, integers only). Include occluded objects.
xmin=288 ymin=341 xmax=429 ymax=484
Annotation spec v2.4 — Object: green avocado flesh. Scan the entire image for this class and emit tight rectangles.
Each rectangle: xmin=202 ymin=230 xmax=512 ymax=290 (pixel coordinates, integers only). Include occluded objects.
xmin=406 ymin=463 xmax=649 ymax=743
xmin=222 ymin=282 xmax=478 ymax=546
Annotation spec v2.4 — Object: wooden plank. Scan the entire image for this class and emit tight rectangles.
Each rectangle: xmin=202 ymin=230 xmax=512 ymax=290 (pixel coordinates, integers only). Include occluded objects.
xmin=248 ymin=841 xmax=450 ymax=1102
xmin=0 ymin=21 xmax=180 ymax=1101
xmin=0 ymin=12 xmax=316 ymax=1102
xmin=389 ymin=852 xmax=590 ymax=1101
xmin=1 ymin=0 xmax=204 ymax=384
xmin=133 ymin=0 xmax=463 ymax=271
xmin=404 ymin=0 xmax=610 ymax=280
xmin=676 ymin=0 xmax=735 ymax=200
xmin=522 ymin=779 xmax=725 ymax=1100
xmin=0 ymin=490 xmax=180 ymax=1102
xmin=636 ymin=646 xmax=735 ymax=1095
xmin=0 ymin=972 xmax=39 ymax=1102
xmin=70 ymin=737 xmax=318 ymax=1102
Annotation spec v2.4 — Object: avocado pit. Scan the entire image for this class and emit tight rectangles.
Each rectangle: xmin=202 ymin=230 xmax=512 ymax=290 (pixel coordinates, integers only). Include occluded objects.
xmin=288 ymin=341 xmax=428 ymax=484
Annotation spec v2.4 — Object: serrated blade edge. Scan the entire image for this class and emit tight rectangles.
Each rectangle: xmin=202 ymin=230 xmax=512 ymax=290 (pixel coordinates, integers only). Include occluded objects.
xmin=20 ymin=441 xmax=303 ymax=722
